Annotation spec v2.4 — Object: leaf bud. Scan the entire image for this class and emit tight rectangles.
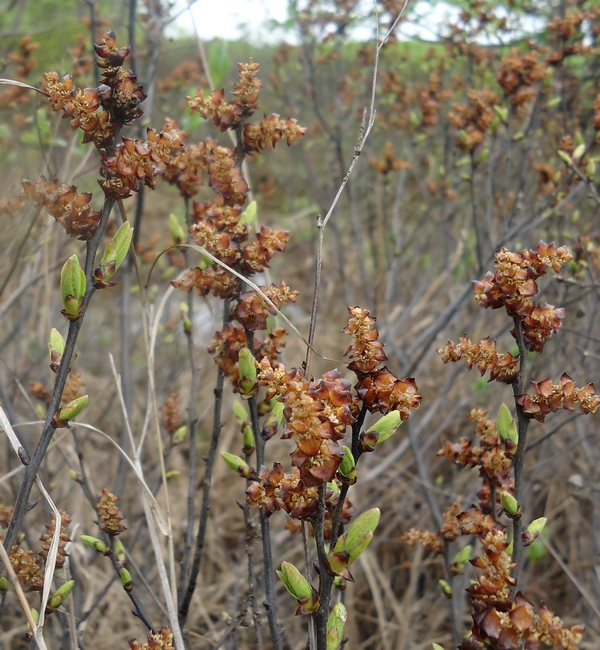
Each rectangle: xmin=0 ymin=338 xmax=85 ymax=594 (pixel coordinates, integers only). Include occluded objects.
xmin=80 ymin=535 xmax=111 ymax=556
xmin=55 ymin=395 xmax=89 ymax=427
xmin=586 ymin=158 xmax=596 ymax=178
xmin=366 ymin=411 xmax=401 ymax=444
xmin=476 ymin=148 xmax=489 ymax=165
xmin=120 ymin=567 xmax=133 ymax=592
xmin=233 ymin=400 xmax=249 ymax=428
xmin=169 ymin=213 xmax=186 ymax=244
xmin=165 ymin=470 xmax=180 ymax=480
xmin=511 ymin=132 xmax=524 ymax=142
xmin=558 ymin=150 xmax=572 ymax=166
xmin=522 ymin=516 xmax=547 ymax=546
xmin=172 ymin=426 xmax=187 ymax=444
xmin=494 ymin=105 xmax=508 ymax=123
xmin=458 ymin=130 xmax=468 ymax=145
xmin=48 ymin=328 xmax=65 ymax=373
xmin=326 ymin=602 xmax=347 ymax=650
xmin=238 ymin=348 xmax=257 ymax=397
xmin=277 ymin=561 xmax=313 ymax=602
xmin=329 ymin=508 xmax=380 ymax=573
xmin=261 ymin=399 xmax=284 ymax=440
xmin=432 ymin=644 xmax=446 ymax=650
xmin=573 ymin=143 xmax=586 ymax=161
xmin=48 ymin=580 xmax=75 ymax=611
xmin=496 ymin=403 xmax=518 ymax=444
xmin=221 ymin=452 xmax=253 ymax=479
xmin=99 ymin=222 xmax=133 ymax=280
xmin=547 ymin=97 xmax=561 ymax=108
xmin=338 ymin=446 xmax=356 ymax=483
xmin=242 ymin=425 xmax=255 ymax=456
xmin=114 ymin=539 xmax=126 ymax=566
xmin=438 ymin=579 xmax=452 ymax=597
xmin=180 ymin=302 xmax=192 ymax=335
xmin=500 ymin=491 xmax=521 ymax=519
xmin=60 ymin=254 xmax=86 ymax=320
xmin=26 ymin=608 xmax=39 ymax=635
xmin=0 ymin=576 xmax=8 ymax=594
xmin=239 ymin=201 xmax=257 ymax=225
xmin=452 ymin=544 xmax=472 ymax=574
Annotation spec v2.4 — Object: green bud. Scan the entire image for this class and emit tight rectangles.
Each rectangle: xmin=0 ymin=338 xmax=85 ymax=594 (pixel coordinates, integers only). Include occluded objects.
xmin=527 ymin=517 xmax=547 ymax=536
xmin=169 ymin=213 xmax=186 ymax=243
xmin=242 ymin=425 xmax=255 ymax=455
xmin=574 ymin=131 xmax=584 ymax=146
xmin=80 ymin=535 xmax=111 ymax=556
xmin=238 ymin=348 xmax=257 ymax=396
xmin=27 ymin=608 xmax=39 ymax=633
xmin=458 ymin=130 xmax=468 ymax=146
xmin=338 ymin=446 xmax=356 ymax=482
xmin=460 ymin=173 xmax=472 ymax=182
xmin=558 ymin=150 xmax=572 ymax=166
xmin=48 ymin=580 xmax=75 ymax=611
xmin=180 ymin=302 xmax=192 ymax=335
xmin=56 ymin=395 xmax=89 ymax=425
xmin=330 ymin=508 xmax=380 ymax=573
xmin=172 ymin=425 xmax=187 ymax=444
xmin=496 ymin=403 xmax=518 ymax=444
xmin=68 ymin=469 xmax=79 ymax=481
xmin=512 ymin=132 xmax=524 ymax=142
xmin=414 ymin=132 xmax=427 ymax=143
xmin=60 ymin=254 xmax=85 ymax=320
xmin=494 ymin=105 xmax=508 ymax=123
xmin=233 ymin=400 xmax=249 ymax=428
xmin=452 ymin=544 xmax=472 ymax=566
xmin=506 ymin=539 xmax=514 ymax=556
xmin=476 ymin=147 xmax=489 ymax=165
xmin=547 ymin=97 xmax=561 ymax=108
xmin=261 ymin=399 xmax=284 ymax=440
xmin=367 ymin=411 xmax=401 ymax=444
xmin=221 ymin=452 xmax=252 ymax=479
xmin=239 ymin=201 xmax=257 ymax=225
xmin=409 ymin=111 xmax=419 ymax=127
xmin=573 ymin=143 xmax=585 ymax=161
xmin=277 ymin=561 xmax=313 ymax=601
xmin=114 ymin=539 xmax=126 ymax=565
xmin=165 ymin=470 xmax=180 ymax=480
xmin=586 ymin=158 xmax=596 ymax=178
xmin=120 ymin=567 xmax=133 ymax=592
xmin=326 ymin=602 xmax=347 ymax=650
xmin=48 ymin=328 xmax=65 ymax=372
xmin=101 ymin=222 xmax=133 ymax=271
xmin=438 ymin=579 xmax=452 ymax=597
xmin=432 ymin=644 xmax=446 ymax=650
xmin=500 ymin=491 xmax=520 ymax=518
xmin=0 ymin=576 xmax=8 ymax=594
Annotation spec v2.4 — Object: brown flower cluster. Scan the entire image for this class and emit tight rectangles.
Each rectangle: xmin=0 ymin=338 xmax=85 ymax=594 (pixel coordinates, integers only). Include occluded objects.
xmin=19 ymin=176 xmax=102 ymax=240
xmin=460 ymin=525 xmax=585 ymax=650
xmin=438 ymin=335 xmax=519 ymax=384
xmin=402 ymin=499 xmax=463 ymax=553
xmin=100 ymin=122 xmax=183 ymax=199
xmin=9 ymin=543 xmax=45 ymax=592
xmin=246 ymin=463 xmax=345 ymax=520
xmin=129 ymin=627 xmax=174 ymax=650
xmin=472 ymin=242 xmax=572 ymax=352
xmin=0 ymin=500 xmax=13 ymax=528
xmin=257 ymin=365 xmax=353 ymax=486
xmin=496 ymin=48 xmax=548 ymax=107
xmin=45 ymin=30 xmax=144 ymax=147
xmin=39 ymin=510 xmax=71 ymax=569
xmin=369 ymin=141 xmax=411 ymax=175
xmin=232 ymin=282 xmax=299 ymax=331
xmin=242 ymin=114 xmax=307 ymax=153
xmin=160 ymin=393 xmax=182 ymax=433
xmin=546 ymin=11 xmax=594 ymax=66
xmin=96 ymin=487 xmax=126 ymax=536
xmin=0 ymin=36 xmax=39 ymax=108
xmin=516 ymin=373 xmax=600 ymax=422
xmin=447 ymin=89 xmax=499 ymax=152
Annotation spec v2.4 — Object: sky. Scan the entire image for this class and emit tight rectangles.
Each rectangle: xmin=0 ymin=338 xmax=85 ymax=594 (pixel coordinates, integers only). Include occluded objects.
xmin=171 ymin=0 xmax=461 ymax=43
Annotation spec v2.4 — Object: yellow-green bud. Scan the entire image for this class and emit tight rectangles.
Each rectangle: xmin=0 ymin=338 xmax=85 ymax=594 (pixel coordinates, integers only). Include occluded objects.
xmin=527 ymin=517 xmax=547 ymax=536
xmin=586 ymin=158 xmax=596 ymax=178
xmin=242 ymin=425 xmax=255 ymax=456
xmin=338 ymin=446 xmax=356 ymax=482
xmin=496 ymin=403 xmax=518 ymax=445
xmin=80 ymin=535 xmax=111 ymax=556
xmin=114 ymin=539 xmax=126 ymax=566
xmin=48 ymin=580 xmax=75 ymax=611
xmin=169 ymin=213 xmax=186 ymax=244
xmin=221 ymin=452 xmax=252 ymax=479
xmin=547 ymin=97 xmax=561 ymax=108
xmin=329 ymin=508 xmax=380 ymax=573
xmin=238 ymin=348 xmax=257 ymax=396
xmin=0 ymin=576 xmax=8 ymax=594
xmin=326 ymin=602 xmax=347 ymax=650
xmin=48 ymin=328 xmax=65 ymax=372
xmin=494 ymin=105 xmax=508 ymax=123
xmin=239 ymin=201 xmax=257 ymax=225
xmin=180 ymin=302 xmax=192 ymax=334
xmin=56 ymin=395 xmax=89 ymax=426
xmin=96 ymin=221 xmax=133 ymax=285
xmin=500 ymin=491 xmax=520 ymax=518
xmin=573 ymin=143 xmax=585 ymax=161
xmin=27 ymin=608 xmax=39 ymax=633
xmin=438 ymin=579 xmax=452 ymax=597
xmin=165 ymin=470 xmax=180 ymax=480
xmin=277 ymin=561 xmax=313 ymax=601
xmin=476 ymin=148 xmax=489 ymax=165
xmin=60 ymin=254 xmax=86 ymax=320
xmin=366 ymin=411 xmax=401 ymax=444
xmin=233 ymin=400 xmax=249 ymax=428
xmin=512 ymin=132 xmax=524 ymax=142
xmin=432 ymin=644 xmax=446 ymax=650
xmin=172 ymin=425 xmax=187 ymax=444
xmin=452 ymin=545 xmax=472 ymax=574
xmin=120 ymin=567 xmax=133 ymax=592
xmin=558 ymin=150 xmax=572 ymax=166
xmin=261 ymin=399 xmax=284 ymax=440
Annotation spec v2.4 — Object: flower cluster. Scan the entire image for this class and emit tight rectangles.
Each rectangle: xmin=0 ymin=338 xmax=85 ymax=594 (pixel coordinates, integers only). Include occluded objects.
xmin=129 ymin=627 xmax=174 ymax=650
xmin=96 ymin=487 xmax=126 ymax=536
xmin=44 ymin=30 xmax=145 ymax=147
xmin=438 ymin=335 xmax=519 ymax=384
xmin=39 ymin=510 xmax=71 ymax=569
xmin=8 ymin=543 xmax=45 ymax=592
xmin=0 ymin=36 xmax=39 ymax=109
xmin=496 ymin=48 xmax=548 ymax=107
xmin=472 ymin=242 xmax=572 ymax=352
xmin=447 ymin=89 xmax=499 ymax=152
xmin=160 ymin=393 xmax=183 ymax=433
xmin=516 ymin=373 xmax=600 ymax=422
xmin=19 ymin=176 xmax=102 ymax=240
xmin=369 ymin=141 xmax=411 ymax=175
xmin=232 ymin=282 xmax=299 ymax=331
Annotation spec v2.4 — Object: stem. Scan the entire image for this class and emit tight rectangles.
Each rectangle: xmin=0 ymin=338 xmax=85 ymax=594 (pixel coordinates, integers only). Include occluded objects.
xmin=4 ymin=196 xmax=115 ymax=552
xmin=510 ymin=318 xmax=531 ymax=580
xmin=313 ymin=485 xmax=331 ymax=650
xmin=243 ymin=498 xmax=264 ymax=650
xmin=470 ymin=155 xmax=483 ymax=272
xmin=178 ymin=300 xmax=230 ymax=626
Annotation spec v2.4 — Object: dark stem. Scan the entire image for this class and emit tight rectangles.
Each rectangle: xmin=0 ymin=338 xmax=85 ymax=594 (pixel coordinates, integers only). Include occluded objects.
xmin=179 ymin=195 xmax=198 ymax=599
xmin=178 ymin=300 xmax=230 ymax=626
xmin=242 ymin=498 xmax=264 ymax=650
xmin=4 ymin=196 xmax=115 ymax=552
xmin=304 ymin=215 xmax=324 ymax=373
xmin=510 ymin=318 xmax=531 ymax=580
xmin=313 ymin=485 xmax=331 ymax=650
xmin=245 ymin=327 xmax=281 ymax=650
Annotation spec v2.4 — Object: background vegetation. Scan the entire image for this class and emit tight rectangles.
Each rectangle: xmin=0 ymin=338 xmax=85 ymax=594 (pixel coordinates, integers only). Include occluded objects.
xmin=1 ymin=0 xmax=600 ymax=649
